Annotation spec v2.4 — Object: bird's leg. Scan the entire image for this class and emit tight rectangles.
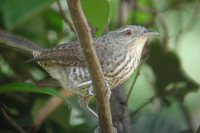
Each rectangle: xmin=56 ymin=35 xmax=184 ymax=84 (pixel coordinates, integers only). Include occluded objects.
xmin=78 ymin=94 xmax=98 ymax=118
xmin=85 ymin=82 xmax=111 ymax=117
xmin=76 ymin=80 xmax=98 ymax=117
xmin=76 ymin=80 xmax=92 ymax=88
xmin=77 ymin=80 xmax=111 ymax=118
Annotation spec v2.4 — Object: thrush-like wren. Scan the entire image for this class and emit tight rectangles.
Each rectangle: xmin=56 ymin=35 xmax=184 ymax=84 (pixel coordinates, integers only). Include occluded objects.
xmin=0 ymin=25 xmax=158 ymax=117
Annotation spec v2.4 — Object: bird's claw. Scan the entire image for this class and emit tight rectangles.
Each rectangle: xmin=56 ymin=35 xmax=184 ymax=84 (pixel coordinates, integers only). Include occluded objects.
xmin=88 ymin=86 xmax=95 ymax=96
xmin=87 ymin=82 xmax=111 ymax=99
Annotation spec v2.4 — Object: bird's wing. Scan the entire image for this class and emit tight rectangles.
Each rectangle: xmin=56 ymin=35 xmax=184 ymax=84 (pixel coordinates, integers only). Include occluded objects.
xmin=29 ymin=41 xmax=108 ymax=67
xmin=28 ymin=41 xmax=85 ymax=67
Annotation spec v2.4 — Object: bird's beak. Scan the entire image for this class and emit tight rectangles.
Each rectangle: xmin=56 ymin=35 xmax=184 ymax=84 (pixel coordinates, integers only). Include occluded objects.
xmin=144 ymin=31 xmax=159 ymax=36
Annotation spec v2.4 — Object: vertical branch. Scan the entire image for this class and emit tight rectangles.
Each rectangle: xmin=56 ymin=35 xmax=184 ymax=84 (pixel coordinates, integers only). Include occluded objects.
xmin=55 ymin=0 xmax=74 ymax=31
xmin=110 ymin=85 xmax=132 ymax=133
xmin=118 ymin=0 xmax=135 ymax=26
xmin=66 ymin=0 xmax=114 ymax=133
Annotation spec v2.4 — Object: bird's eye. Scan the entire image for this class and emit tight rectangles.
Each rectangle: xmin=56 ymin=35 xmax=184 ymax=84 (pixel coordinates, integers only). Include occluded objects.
xmin=124 ymin=29 xmax=132 ymax=36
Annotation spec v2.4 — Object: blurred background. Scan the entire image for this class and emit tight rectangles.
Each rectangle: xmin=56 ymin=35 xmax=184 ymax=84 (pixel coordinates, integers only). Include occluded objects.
xmin=0 ymin=0 xmax=200 ymax=133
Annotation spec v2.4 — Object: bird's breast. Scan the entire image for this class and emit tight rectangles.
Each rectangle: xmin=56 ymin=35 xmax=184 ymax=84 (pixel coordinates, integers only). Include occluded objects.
xmin=103 ymin=51 xmax=140 ymax=88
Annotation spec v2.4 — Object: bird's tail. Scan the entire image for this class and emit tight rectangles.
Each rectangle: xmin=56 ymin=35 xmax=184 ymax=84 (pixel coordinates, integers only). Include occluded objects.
xmin=0 ymin=30 xmax=41 ymax=54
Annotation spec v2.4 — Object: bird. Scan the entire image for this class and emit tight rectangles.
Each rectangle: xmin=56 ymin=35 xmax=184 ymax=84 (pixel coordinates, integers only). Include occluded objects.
xmin=0 ymin=25 xmax=158 ymax=117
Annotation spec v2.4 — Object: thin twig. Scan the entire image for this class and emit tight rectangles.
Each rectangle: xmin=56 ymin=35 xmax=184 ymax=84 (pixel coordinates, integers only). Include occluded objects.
xmin=131 ymin=95 xmax=156 ymax=117
xmin=125 ymin=66 xmax=141 ymax=104
xmin=0 ymin=104 xmax=27 ymax=133
xmin=67 ymin=0 xmax=114 ymax=133
xmin=125 ymin=56 xmax=149 ymax=105
xmin=110 ymin=85 xmax=132 ymax=133
xmin=55 ymin=0 xmax=74 ymax=31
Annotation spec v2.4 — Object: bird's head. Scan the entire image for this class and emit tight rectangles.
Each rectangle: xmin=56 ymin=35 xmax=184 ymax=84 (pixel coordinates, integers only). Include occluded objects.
xmin=103 ymin=25 xmax=158 ymax=50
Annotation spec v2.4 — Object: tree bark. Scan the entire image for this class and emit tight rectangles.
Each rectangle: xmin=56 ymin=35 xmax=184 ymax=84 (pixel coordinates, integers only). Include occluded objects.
xmin=67 ymin=0 xmax=114 ymax=133
xmin=110 ymin=84 xmax=132 ymax=133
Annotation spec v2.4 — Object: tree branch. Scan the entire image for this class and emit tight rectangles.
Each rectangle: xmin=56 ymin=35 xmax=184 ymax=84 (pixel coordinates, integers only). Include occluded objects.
xmin=55 ymin=0 xmax=74 ymax=31
xmin=131 ymin=95 xmax=156 ymax=117
xmin=66 ymin=0 xmax=114 ymax=133
xmin=110 ymin=84 xmax=132 ymax=133
xmin=0 ymin=104 xmax=27 ymax=133
xmin=33 ymin=89 xmax=73 ymax=130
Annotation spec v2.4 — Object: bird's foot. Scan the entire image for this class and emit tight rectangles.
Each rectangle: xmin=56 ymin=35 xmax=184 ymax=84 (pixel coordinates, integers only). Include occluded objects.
xmin=88 ymin=86 xmax=95 ymax=95
xmin=78 ymin=95 xmax=98 ymax=118
xmin=87 ymin=81 xmax=111 ymax=100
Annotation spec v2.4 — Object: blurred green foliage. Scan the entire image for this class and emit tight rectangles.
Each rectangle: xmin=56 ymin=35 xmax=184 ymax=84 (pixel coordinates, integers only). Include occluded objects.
xmin=0 ymin=0 xmax=200 ymax=133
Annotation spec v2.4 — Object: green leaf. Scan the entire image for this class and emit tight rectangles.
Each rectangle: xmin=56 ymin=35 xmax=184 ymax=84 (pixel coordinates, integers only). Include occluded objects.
xmin=0 ymin=82 xmax=65 ymax=100
xmin=0 ymin=0 xmax=54 ymax=30
xmin=44 ymin=9 xmax=63 ymax=34
xmin=81 ymin=0 xmax=110 ymax=36
xmin=133 ymin=11 xmax=152 ymax=24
